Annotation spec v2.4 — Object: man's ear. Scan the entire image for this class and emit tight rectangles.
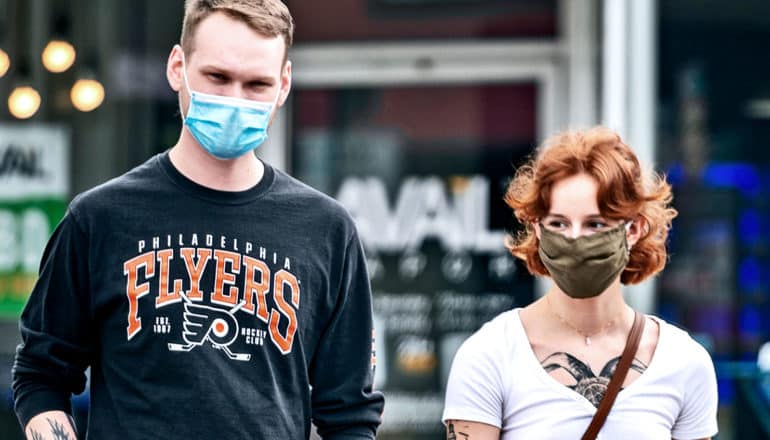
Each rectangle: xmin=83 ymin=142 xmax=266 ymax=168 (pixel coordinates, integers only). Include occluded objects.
xmin=166 ymin=44 xmax=185 ymax=93
xmin=277 ymin=59 xmax=292 ymax=108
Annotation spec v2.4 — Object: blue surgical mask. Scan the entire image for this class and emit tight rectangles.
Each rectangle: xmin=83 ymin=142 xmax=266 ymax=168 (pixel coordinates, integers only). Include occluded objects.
xmin=181 ymin=52 xmax=280 ymax=160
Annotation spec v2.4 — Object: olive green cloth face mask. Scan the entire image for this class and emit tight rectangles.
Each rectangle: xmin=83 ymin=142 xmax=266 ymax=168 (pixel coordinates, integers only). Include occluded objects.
xmin=537 ymin=223 xmax=630 ymax=299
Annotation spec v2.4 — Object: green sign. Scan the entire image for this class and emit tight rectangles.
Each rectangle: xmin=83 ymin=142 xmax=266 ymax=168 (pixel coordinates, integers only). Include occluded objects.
xmin=0 ymin=124 xmax=69 ymax=319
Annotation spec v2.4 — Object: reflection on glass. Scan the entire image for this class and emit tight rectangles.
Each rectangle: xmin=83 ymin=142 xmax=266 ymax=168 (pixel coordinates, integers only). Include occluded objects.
xmin=292 ymin=84 xmax=537 ymax=438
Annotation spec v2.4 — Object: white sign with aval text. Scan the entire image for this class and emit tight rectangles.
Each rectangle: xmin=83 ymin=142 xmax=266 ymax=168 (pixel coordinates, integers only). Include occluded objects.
xmin=0 ymin=124 xmax=69 ymax=200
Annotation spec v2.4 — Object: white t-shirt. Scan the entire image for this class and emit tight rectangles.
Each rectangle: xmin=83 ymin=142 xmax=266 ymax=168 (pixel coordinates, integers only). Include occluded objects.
xmin=442 ymin=309 xmax=718 ymax=439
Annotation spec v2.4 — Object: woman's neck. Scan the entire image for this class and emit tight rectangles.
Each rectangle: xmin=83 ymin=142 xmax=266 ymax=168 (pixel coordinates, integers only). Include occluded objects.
xmin=543 ymin=281 xmax=631 ymax=337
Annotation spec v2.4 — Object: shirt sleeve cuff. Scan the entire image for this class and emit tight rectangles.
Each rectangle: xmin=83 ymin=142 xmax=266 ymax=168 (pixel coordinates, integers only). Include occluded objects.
xmin=670 ymin=426 xmax=719 ymax=440
xmin=15 ymin=388 xmax=73 ymax=430
xmin=442 ymin=408 xmax=502 ymax=429
xmin=317 ymin=425 xmax=378 ymax=439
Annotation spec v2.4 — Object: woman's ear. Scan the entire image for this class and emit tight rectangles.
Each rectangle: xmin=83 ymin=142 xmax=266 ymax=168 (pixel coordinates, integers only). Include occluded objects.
xmin=626 ymin=217 xmax=646 ymax=248
xmin=533 ymin=222 xmax=542 ymax=240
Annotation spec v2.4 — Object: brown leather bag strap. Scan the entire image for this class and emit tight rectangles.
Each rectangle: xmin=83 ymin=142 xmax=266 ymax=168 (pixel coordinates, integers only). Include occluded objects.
xmin=581 ymin=310 xmax=645 ymax=440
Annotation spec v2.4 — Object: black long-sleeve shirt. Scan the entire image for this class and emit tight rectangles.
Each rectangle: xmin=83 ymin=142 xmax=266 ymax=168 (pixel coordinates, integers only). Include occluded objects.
xmin=13 ymin=152 xmax=384 ymax=439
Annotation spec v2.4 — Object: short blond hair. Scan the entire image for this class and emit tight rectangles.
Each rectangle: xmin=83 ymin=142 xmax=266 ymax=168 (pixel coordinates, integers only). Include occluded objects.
xmin=180 ymin=0 xmax=294 ymax=58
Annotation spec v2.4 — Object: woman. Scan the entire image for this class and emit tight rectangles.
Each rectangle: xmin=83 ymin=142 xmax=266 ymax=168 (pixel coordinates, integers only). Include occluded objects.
xmin=442 ymin=127 xmax=718 ymax=439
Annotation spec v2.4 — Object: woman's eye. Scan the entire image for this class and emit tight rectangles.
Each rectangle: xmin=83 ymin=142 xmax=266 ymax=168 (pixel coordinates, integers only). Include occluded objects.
xmin=589 ymin=221 xmax=608 ymax=229
xmin=547 ymin=221 xmax=567 ymax=229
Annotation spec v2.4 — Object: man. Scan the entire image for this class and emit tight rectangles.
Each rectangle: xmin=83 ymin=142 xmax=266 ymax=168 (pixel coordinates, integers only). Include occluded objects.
xmin=12 ymin=1 xmax=384 ymax=438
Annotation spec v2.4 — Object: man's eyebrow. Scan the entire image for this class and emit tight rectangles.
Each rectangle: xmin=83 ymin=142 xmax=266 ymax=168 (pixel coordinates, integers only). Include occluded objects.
xmin=198 ymin=65 xmax=276 ymax=83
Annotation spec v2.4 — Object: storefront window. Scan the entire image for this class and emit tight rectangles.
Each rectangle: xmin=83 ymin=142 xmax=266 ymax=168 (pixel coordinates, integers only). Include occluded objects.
xmin=657 ymin=2 xmax=770 ymax=437
xmin=292 ymin=83 xmax=537 ymax=438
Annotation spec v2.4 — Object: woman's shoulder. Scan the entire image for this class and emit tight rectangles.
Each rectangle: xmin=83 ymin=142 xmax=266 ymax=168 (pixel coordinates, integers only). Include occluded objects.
xmin=458 ymin=309 xmax=523 ymax=355
xmin=651 ymin=315 xmax=715 ymax=368
xmin=477 ymin=308 xmax=523 ymax=337
xmin=448 ymin=309 xmax=524 ymax=389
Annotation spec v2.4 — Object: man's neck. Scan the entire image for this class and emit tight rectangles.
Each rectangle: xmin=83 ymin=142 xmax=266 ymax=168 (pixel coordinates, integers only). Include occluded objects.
xmin=168 ymin=131 xmax=265 ymax=192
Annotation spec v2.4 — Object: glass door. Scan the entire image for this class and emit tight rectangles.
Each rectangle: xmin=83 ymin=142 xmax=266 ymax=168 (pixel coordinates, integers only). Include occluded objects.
xmin=289 ymin=39 xmax=564 ymax=437
xmin=285 ymin=3 xmax=568 ymax=436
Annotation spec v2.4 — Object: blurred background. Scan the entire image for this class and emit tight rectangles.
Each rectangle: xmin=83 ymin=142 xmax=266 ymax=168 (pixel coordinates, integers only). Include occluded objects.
xmin=0 ymin=0 xmax=769 ymax=438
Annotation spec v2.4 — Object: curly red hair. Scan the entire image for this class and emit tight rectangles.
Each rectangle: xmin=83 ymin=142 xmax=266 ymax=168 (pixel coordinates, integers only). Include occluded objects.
xmin=504 ymin=126 xmax=677 ymax=285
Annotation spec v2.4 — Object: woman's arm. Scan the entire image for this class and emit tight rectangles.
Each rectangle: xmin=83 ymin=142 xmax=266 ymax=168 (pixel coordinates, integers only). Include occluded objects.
xmin=446 ymin=419 xmax=500 ymax=439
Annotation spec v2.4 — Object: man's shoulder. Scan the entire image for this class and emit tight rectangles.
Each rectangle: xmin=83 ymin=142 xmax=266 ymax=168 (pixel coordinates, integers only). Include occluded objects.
xmin=271 ymin=167 xmax=354 ymax=221
xmin=70 ymin=155 xmax=162 ymax=214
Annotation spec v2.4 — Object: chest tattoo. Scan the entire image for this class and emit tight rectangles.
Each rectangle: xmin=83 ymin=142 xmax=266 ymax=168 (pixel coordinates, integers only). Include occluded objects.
xmin=540 ymin=352 xmax=648 ymax=407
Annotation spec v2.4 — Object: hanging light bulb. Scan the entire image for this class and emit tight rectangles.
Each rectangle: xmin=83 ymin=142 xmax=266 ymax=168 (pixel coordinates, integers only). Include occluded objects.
xmin=42 ymin=39 xmax=76 ymax=73
xmin=8 ymin=86 xmax=42 ymax=119
xmin=0 ymin=48 xmax=9 ymax=78
xmin=71 ymin=78 xmax=105 ymax=112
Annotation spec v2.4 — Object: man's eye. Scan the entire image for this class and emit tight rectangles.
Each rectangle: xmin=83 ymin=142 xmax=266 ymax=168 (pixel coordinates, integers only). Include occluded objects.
xmin=208 ymin=73 xmax=226 ymax=81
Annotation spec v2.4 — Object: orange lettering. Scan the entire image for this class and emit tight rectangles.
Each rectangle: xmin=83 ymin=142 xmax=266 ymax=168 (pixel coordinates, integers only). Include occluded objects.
xmin=180 ymin=248 xmax=211 ymax=300
xmin=124 ymin=252 xmax=155 ymax=340
xmin=242 ymin=256 xmax=270 ymax=322
xmin=212 ymin=250 xmax=241 ymax=307
xmin=269 ymin=270 xmax=300 ymax=354
xmin=156 ymin=249 xmax=183 ymax=307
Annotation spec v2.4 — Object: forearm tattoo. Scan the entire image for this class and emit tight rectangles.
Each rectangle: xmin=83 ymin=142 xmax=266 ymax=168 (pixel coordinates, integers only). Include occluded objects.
xmin=27 ymin=418 xmax=76 ymax=440
xmin=447 ymin=421 xmax=470 ymax=439
xmin=541 ymin=352 xmax=647 ymax=407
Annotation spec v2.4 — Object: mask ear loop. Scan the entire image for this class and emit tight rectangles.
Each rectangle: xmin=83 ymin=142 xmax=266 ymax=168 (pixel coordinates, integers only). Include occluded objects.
xmin=268 ymin=67 xmax=286 ymax=112
xmin=625 ymin=220 xmax=634 ymax=255
xmin=177 ymin=45 xmax=196 ymax=120
xmin=267 ymin=57 xmax=293 ymax=112
xmin=179 ymin=47 xmax=193 ymax=96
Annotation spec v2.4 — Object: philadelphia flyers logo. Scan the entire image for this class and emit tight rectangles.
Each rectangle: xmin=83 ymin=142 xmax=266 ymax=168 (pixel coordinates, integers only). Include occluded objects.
xmin=167 ymin=293 xmax=251 ymax=361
